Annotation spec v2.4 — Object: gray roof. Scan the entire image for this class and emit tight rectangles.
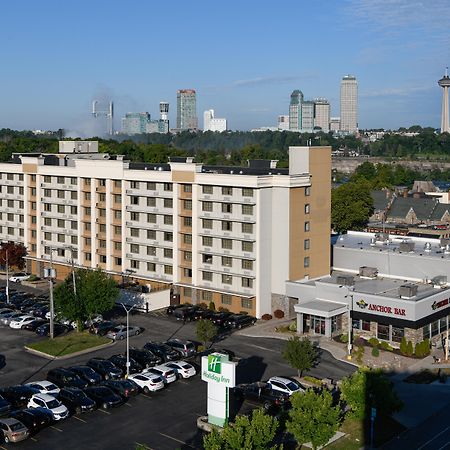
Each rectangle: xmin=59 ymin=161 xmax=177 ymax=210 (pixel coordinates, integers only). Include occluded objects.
xmin=431 ymin=203 xmax=450 ymax=221
xmin=387 ymin=197 xmax=438 ymax=221
xmin=371 ymin=190 xmax=392 ymax=212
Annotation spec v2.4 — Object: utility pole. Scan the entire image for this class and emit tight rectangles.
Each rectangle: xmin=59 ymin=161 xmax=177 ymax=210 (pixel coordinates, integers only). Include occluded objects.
xmin=121 ymin=303 xmax=135 ymax=378
xmin=49 ymin=249 xmax=54 ymax=339
xmin=68 ymin=247 xmax=76 ymax=297
xmin=5 ymin=249 xmax=9 ymax=305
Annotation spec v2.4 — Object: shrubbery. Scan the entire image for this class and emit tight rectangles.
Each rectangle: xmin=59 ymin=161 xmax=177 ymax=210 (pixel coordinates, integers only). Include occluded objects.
xmin=371 ymin=346 xmax=380 ymax=357
xmin=380 ymin=341 xmax=393 ymax=351
xmin=340 ymin=334 xmax=348 ymax=343
xmin=368 ymin=337 xmax=379 ymax=347
xmin=289 ymin=321 xmax=297 ymax=332
xmin=415 ymin=339 xmax=431 ymax=358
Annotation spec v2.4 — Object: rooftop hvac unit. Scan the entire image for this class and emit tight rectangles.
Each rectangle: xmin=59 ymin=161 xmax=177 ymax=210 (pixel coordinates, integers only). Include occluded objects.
xmin=399 ymin=241 xmax=415 ymax=252
xmin=370 ymin=237 xmax=376 ymax=246
xmin=336 ymin=275 xmax=355 ymax=286
xmin=399 ymin=283 xmax=418 ymax=298
xmin=431 ymin=275 xmax=447 ymax=288
xmin=359 ymin=266 xmax=378 ymax=278
xmin=445 ymin=244 xmax=450 ymax=254
xmin=375 ymin=233 xmax=389 ymax=244
xmin=424 ymin=242 xmax=432 ymax=252
xmin=440 ymin=238 xmax=450 ymax=249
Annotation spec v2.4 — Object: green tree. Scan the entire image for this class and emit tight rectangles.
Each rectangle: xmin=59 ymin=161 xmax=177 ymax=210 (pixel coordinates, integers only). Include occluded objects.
xmin=286 ymin=389 xmax=340 ymax=450
xmin=196 ymin=319 xmax=218 ymax=348
xmin=54 ymin=269 xmax=119 ymax=330
xmin=282 ymin=335 xmax=316 ymax=377
xmin=203 ymin=408 xmax=280 ymax=450
xmin=331 ymin=179 xmax=374 ymax=233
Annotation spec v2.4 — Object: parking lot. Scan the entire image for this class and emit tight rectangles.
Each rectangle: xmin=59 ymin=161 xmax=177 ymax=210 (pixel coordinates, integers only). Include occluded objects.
xmin=0 ymin=285 xmax=355 ymax=449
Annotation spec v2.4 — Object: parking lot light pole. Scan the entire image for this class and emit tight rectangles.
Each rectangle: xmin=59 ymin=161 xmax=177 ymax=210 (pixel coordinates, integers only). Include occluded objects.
xmin=5 ymin=249 xmax=9 ymax=305
xmin=121 ymin=303 xmax=136 ymax=378
xmin=49 ymin=249 xmax=55 ymax=339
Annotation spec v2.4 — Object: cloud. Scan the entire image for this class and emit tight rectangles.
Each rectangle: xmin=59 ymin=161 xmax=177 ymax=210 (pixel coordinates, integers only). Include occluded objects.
xmin=232 ymin=74 xmax=315 ymax=88
xmin=361 ymin=85 xmax=433 ymax=98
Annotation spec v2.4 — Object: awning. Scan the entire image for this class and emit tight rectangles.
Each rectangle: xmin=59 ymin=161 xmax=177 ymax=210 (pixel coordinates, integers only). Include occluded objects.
xmin=294 ymin=300 xmax=347 ymax=318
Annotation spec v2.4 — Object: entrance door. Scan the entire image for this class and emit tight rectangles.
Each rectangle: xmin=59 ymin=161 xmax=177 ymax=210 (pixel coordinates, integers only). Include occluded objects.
xmin=303 ymin=314 xmax=310 ymax=333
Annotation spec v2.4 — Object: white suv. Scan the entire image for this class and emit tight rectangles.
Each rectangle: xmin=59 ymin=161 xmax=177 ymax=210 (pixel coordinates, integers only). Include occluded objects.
xmin=27 ymin=393 xmax=69 ymax=421
xmin=8 ymin=273 xmax=31 ymax=283
xmin=267 ymin=376 xmax=304 ymax=396
xmin=128 ymin=373 xmax=164 ymax=394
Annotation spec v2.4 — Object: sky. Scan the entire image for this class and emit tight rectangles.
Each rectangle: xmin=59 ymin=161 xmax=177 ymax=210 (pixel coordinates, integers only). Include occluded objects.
xmin=0 ymin=0 xmax=449 ymax=134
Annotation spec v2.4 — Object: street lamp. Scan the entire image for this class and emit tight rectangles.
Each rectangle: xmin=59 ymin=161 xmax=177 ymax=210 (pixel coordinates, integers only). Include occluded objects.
xmin=339 ymin=285 xmax=354 ymax=359
xmin=5 ymin=249 xmax=9 ymax=305
xmin=44 ymin=248 xmax=57 ymax=339
xmin=120 ymin=302 xmax=136 ymax=378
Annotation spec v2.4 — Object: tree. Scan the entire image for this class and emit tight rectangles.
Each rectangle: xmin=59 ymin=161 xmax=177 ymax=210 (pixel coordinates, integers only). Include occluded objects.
xmin=54 ymin=268 xmax=119 ymax=330
xmin=286 ymin=389 xmax=340 ymax=450
xmin=0 ymin=242 xmax=27 ymax=270
xmin=203 ymin=408 xmax=280 ymax=450
xmin=331 ymin=179 xmax=374 ymax=233
xmin=196 ymin=319 xmax=218 ymax=348
xmin=282 ymin=335 xmax=316 ymax=377
xmin=340 ymin=368 xmax=402 ymax=420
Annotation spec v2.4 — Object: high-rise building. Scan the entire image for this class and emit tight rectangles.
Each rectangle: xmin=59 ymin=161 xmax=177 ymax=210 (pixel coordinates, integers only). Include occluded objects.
xmin=330 ymin=117 xmax=341 ymax=132
xmin=203 ymin=109 xmax=227 ymax=132
xmin=277 ymin=115 xmax=289 ymax=131
xmin=340 ymin=75 xmax=358 ymax=133
xmin=314 ymin=98 xmax=330 ymax=132
xmin=177 ymin=89 xmax=198 ymax=130
xmin=438 ymin=68 xmax=450 ymax=134
xmin=289 ymin=90 xmax=304 ymax=131
xmin=301 ymin=101 xmax=315 ymax=133
xmin=121 ymin=112 xmax=151 ymax=135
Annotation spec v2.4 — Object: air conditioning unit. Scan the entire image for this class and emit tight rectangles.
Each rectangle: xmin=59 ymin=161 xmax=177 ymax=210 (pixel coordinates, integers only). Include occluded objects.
xmin=431 ymin=275 xmax=447 ymax=289
xmin=336 ymin=275 xmax=355 ymax=286
xmin=399 ymin=241 xmax=415 ymax=252
xmin=359 ymin=266 xmax=378 ymax=279
xmin=399 ymin=283 xmax=418 ymax=298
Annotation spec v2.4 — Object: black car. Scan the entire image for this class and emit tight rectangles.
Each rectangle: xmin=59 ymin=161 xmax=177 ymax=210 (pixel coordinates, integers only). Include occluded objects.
xmin=90 ymin=320 xmax=117 ymax=336
xmin=0 ymin=354 xmax=5 ymax=369
xmin=143 ymin=342 xmax=181 ymax=362
xmin=58 ymin=387 xmax=96 ymax=414
xmin=192 ymin=308 xmax=214 ymax=321
xmin=47 ymin=368 xmax=89 ymax=389
xmin=166 ymin=304 xmax=189 ymax=315
xmin=67 ymin=366 xmax=102 ymax=385
xmin=128 ymin=348 xmax=162 ymax=368
xmin=108 ymin=354 xmax=143 ymax=374
xmin=18 ymin=298 xmax=40 ymax=312
xmin=101 ymin=379 xmax=140 ymax=399
xmin=9 ymin=408 xmax=52 ymax=433
xmin=0 ymin=385 xmax=39 ymax=408
xmin=33 ymin=305 xmax=50 ymax=318
xmin=86 ymin=358 xmax=122 ymax=380
xmin=0 ymin=395 xmax=11 ymax=416
xmin=83 ymin=386 xmax=124 ymax=410
xmin=233 ymin=382 xmax=290 ymax=411
xmin=209 ymin=312 xmax=233 ymax=327
xmin=224 ymin=314 xmax=257 ymax=329
xmin=22 ymin=318 xmax=47 ymax=332
xmin=36 ymin=323 xmax=70 ymax=337
xmin=172 ymin=305 xmax=200 ymax=322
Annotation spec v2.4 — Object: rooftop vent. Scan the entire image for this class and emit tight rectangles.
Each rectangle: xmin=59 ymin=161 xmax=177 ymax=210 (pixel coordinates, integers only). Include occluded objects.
xmin=336 ymin=275 xmax=355 ymax=286
xmin=375 ymin=233 xmax=389 ymax=244
xmin=445 ymin=244 xmax=450 ymax=254
xmin=370 ymin=237 xmax=376 ymax=246
xmin=399 ymin=241 xmax=415 ymax=252
xmin=440 ymin=238 xmax=450 ymax=249
xmin=359 ymin=266 xmax=378 ymax=279
xmin=424 ymin=242 xmax=432 ymax=252
xmin=431 ymin=275 xmax=447 ymax=288
xmin=399 ymin=283 xmax=418 ymax=299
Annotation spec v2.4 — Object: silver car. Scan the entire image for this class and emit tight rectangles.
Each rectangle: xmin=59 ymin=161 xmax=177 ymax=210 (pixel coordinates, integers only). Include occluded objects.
xmin=106 ymin=325 xmax=141 ymax=341
xmin=0 ymin=312 xmax=24 ymax=326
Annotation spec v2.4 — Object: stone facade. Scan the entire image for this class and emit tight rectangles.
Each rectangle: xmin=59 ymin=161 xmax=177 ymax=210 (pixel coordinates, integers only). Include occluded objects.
xmin=271 ymin=294 xmax=296 ymax=318
xmin=404 ymin=327 xmax=423 ymax=346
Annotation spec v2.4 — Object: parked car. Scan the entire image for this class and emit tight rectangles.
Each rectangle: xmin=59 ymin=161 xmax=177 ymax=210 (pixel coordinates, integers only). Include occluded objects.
xmin=25 ymin=380 xmax=60 ymax=396
xmin=9 ymin=315 xmax=36 ymax=329
xmin=58 ymin=387 xmax=96 ymax=414
xmin=106 ymin=325 xmax=141 ymax=341
xmin=0 ymin=418 xmax=29 ymax=443
xmin=84 ymin=314 xmax=103 ymax=328
xmin=101 ymin=379 xmax=140 ymax=399
xmin=143 ymin=364 xmax=177 ymax=384
xmin=8 ymin=273 xmax=31 ymax=283
xmin=0 ymin=310 xmax=14 ymax=324
xmin=0 ymin=354 xmax=5 ymax=369
xmin=35 ymin=323 xmax=70 ymax=337
xmin=233 ymin=382 xmax=290 ymax=411
xmin=165 ymin=339 xmax=196 ymax=358
xmin=209 ymin=312 xmax=233 ymax=327
xmin=127 ymin=373 xmax=164 ymax=394
xmin=33 ymin=305 xmax=50 ymax=319
xmin=27 ymin=393 xmax=69 ymax=421
xmin=67 ymin=366 xmax=102 ymax=385
xmin=267 ymin=376 xmax=304 ymax=396
xmin=0 ymin=312 xmax=25 ymax=326
xmin=90 ymin=320 xmax=117 ymax=336
xmin=165 ymin=361 xmax=197 ymax=379
xmin=0 ymin=386 xmax=39 ymax=409
xmin=172 ymin=305 xmax=200 ymax=322
xmin=108 ymin=354 xmax=143 ymax=374
xmin=0 ymin=395 xmax=11 ymax=416
xmin=9 ymin=409 xmax=52 ymax=433
xmin=143 ymin=342 xmax=181 ymax=362
xmin=166 ymin=304 xmax=189 ymax=315
xmin=224 ymin=314 xmax=257 ymax=329
xmin=86 ymin=358 xmax=122 ymax=380
xmin=46 ymin=368 xmax=89 ymax=389
xmin=192 ymin=308 xmax=214 ymax=321
xmin=129 ymin=348 xmax=162 ymax=368
xmin=83 ymin=386 xmax=124 ymax=410
xmin=22 ymin=318 xmax=48 ymax=332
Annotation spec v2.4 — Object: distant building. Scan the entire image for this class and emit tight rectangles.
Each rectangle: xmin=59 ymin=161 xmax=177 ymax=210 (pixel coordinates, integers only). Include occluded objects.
xmin=289 ymin=90 xmax=304 ymax=131
xmin=301 ymin=101 xmax=315 ymax=133
xmin=340 ymin=75 xmax=358 ymax=133
xmin=203 ymin=109 xmax=227 ymax=132
xmin=330 ymin=117 xmax=341 ymax=132
xmin=314 ymin=98 xmax=330 ymax=132
xmin=121 ymin=111 xmax=169 ymax=135
xmin=177 ymin=89 xmax=198 ymax=130
xmin=277 ymin=115 xmax=289 ymax=131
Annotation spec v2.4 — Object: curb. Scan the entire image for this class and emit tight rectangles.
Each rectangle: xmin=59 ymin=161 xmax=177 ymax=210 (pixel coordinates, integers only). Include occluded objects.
xmin=24 ymin=340 xmax=115 ymax=361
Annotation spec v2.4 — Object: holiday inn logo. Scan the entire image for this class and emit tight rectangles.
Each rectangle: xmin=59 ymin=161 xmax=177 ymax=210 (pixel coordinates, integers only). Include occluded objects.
xmin=208 ymin=354 xmax=222 ymax=374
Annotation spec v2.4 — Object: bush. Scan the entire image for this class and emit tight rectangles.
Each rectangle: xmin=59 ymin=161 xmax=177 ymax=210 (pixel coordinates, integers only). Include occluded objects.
xmin=371 ymin=346 xmax=380 ymax=357
xmin=303 ymin=375 xmax=323 ymax=386
xmin=368 ymin=337 xmax=379 ymax=348
xmin=340 ymin=334 xmax=348 ymax=343
xmin=28 ymin=274 xmax=41 ymax=282
xmin=208 ymin=301 xmax=216 ymax=311
xmin=400 ymin=336 xmax=408 ymax=355
xmin=274 ymin=309 xmax=285 ymax=319
xmin=380 ymin=341 xmax=393 ymax=351
xmin=261 ymin=314 xmax=272 ymax=321
xmin=354 ymin=346 xmax=365 ymax=364
xmin=406 ymin=340 xmax=414 ymax=357
xmin=415 ymin=339 xmax=431 ymax=358
xmin=289 ymin=321 xmax=297 ymax=332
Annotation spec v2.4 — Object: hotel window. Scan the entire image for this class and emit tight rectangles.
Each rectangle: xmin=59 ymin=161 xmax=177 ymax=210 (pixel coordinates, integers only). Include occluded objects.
xmin=83 ymin=178 xmax=90 ymax=187
xmin=147 ymin=182 xmax=156 ymax=190
xmin=130 ymin=260 xmax=139 ymax=269
xmin=130 ymin=244 xmax=139 ymax=254
xmin=221 ymin=294 xmax=232 ymax=305
xmin=183 ymin=217 xmax=192 ymax=227
xmin=203 ymin=271 xmax=213 ymax=281
xmin=164 ymin=232 xmax=173 ymax=242
xmin=241 ymin=298 xmax=253 ymax=309
xmin=44 ymin=218 xmax=52 ymax=226
xmin=163 ymin=183 xmax=173 ymax=192
xmin=391 ymin=326 xmax=404 ymax=343
xmin=202 ymin=291 xmax=212 ymax=302
xmin=222 ymin=203 xmax=232 ymax=214
xmin=242 ymin=204 xmax=253 ymax=215
xmin=31 ymin=188 xmax=36 ymax=196
xmin=114 ymin=195 xmax=122 ymax=204
xmin=84 ymin=222 xmax=91 ymax=231
xmin=242 ymin=277 xmax=253 ymax=288
xmin=305 ymin=186 xmax=311 ymax=196
xmin=70 ymin=206 xmax=77 ymax=215
xmin=222 ymin=274 xmax=232 ymax=285
xmin=130 ymin=228 xmax=139 ymax=237
xmin=71 ymin=191 xmax=77 ymax=200
xmin=57 ymin=248 xmax=65 ymax=257
xmin=242 ymin=188 xmax=253 ymax=197
xmin=164 ymin=248 xmax=173 ymax=258
xmin=99 ymin=208 xmax=106 ymax=217
xmin=184 ymin=268 xmax=192 ymax=278
xmin=85 ymin=253 xmax=92 ymax=261
xmin=18 ymin=174 xmax=23 ymax=181
xmin=222 ymin=221 xmax=232 ymax=231
xmin=147 ymin=262 xmax=156 ymax=272
xmin=57 ymin=219 xmax=65 ymax=228
xmin=164 ymin=215 xmax=173 ymax=225
xmin=85 ymin=207 xmax=91 ymax=216
xmin=203 ymin=219 xmax=213 ymax=229
xmin=57 ymin=205 xmax=65 ymax=214
xmin=57 ymin=177 xmax=64 ymax=184
xmin=114 ymin=210 xmax=122 ymax=220
xmin=99 ymin=239 xmax=107 ymax=248
xmin=130 ymin=181 xmax=139 ymax=189
xmin=7 ymin=227 xmax=14 ymax=235
xmin=113 ymin=180 xmax=121 ymax=189
xmin=202 ymin=185 xmax=213 ymax=194
xmin=183 ymin=234 xmax=192 ymax=245
xmin=203 ymin=254 xmax=213 ymax=264
xmin=183 ymin=199 xmax=192 ymax=210
xmin=304 ymin=221 xmax=310 ymax=232
xmin=304 ymin=239 xmax=310 ymax=250
xmin=19 ymin=187 xmax=24 ymax=195
xmin=183 ymin=184 xmax=192 ymax=193
xmin=44 ymin=203 xmax=52 ymax=212
xmin=130 ymin=196 xmax=139 ymax=205
xmin=202 ymin=236 xmax=213 ymax=247
xmin=114 ymin=225 xmax=121 ymax=235
xmin=31 ymin=230 xmax=36 ymax=238
xmin=222 ymin=239 xmax=232 ymax=249
xmin=147 ymin=230 xmax=156 ymax=240
xmin=44 ymin=189 xmax=51 ymax=197
xmin=305 ymin=203 xmax=310 ymax=214
xmin=242 ymin=259 xmax=253 ymax=270
xmin=115 ymin=257 xmax=122 ymax=266
xmin=7 ymin=200 xmax=14 ymax=208
xmin=31 ymin=174 xmax=36 ymax=182
xmin=304 ymin=257 xmax=310 ymax=268
xmin=44 ymin=232 xmax=51 ymax=240
xmin=98 ymin=179 xmax=106 ymax=187
xmin=85 ymin=238 xmax=91 ymax=246
xmin=7 ymin=213 xmax=13 ymax=221
xmin=6 ymin=186 xmax=14 ymax=195
xmin=184 ymin=251 xmax=192 ymax=261
xmin=97 ymin=193 xmax=106 ymax=202
xmin=114 ymin=242 xmax=122 ymax=251
xmin=377 ymin=324 xmax=390 ymax=341
xmin=58 ymin=234 xmax=65 ymax=243
xmin=222 ymin=186 xmax=232 ymax=196
xmin=242 ymin=223 xmax=253 ymax=234
xmin=147 ymin=197 xmax=156 ymax=207
xmin=70 ymin=177 xmax=77 ymax=185
xmin=31 ymin=244 xmax=36 ymax=252
xmin=202 ymin=201 xmax=213 ymax=212
xmin=222 ymin=256 xmax=232 ymax=267
xmin=31 ymin=216 xmax=37 ymax=224
xmin=147 ymin=214 xmax=157 ymax=223
xmin=242 ymin=241 xmax=253 ymax=252
xmin=164 ymin=198 xmax=173 ymax=208
xmin=85 ymin=192 xmax=91 ymax=201
xmin=19 ymin=201 xmax=24 ymax=209
xmin=31 ymin=202 xmax=37 ymax=210
xmin=99 ymin=223 xmax=106 ymax=233
xmin=184 ymin=287 xmax=192 ymax=298
xmin=44 ymin=175 xmax=51 ymax=183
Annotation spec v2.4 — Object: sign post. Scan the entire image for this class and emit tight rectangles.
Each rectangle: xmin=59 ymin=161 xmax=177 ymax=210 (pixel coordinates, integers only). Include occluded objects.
xmin=370 ymin=407 xmax=376 ymax=448
xmin=201 ymin=353 xmax=237 ymax=427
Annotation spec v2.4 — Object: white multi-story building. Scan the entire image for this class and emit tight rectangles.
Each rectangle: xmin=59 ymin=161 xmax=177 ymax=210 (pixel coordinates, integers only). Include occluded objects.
xmin=277 ymin=115 xmax=289 ymax=131
xmin=301 ymin=101 xmax=315 ymax=133
xmin=203 ymin=110 xmax=227 ymax=132
xmin=313 ymin=99 xmax=330 ymax=132
xmin=340 ymin=75 xmax=358 ymax=133
xmin=330 ymin=117 xmax=341 ymax=132
xmin=0 ymin=142 xmax=331 ymax=318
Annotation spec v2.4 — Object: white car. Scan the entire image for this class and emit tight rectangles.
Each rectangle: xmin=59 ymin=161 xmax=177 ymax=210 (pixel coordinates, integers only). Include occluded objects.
xmin=267 ymin=376 xmax=304 ymax=396
xmin=9 ymin=315 xmax=35 ymax=329
xmin=27 ymin=393 xmax=69 ymax=421
xmin=8 ymin=272 xmax=31 ymax=283
xmin=143 ymin=364 xmax=177 ymax=384
xmin=165 ymin=361 xmax=197 ymax=379
xmin=25 ymin=380 xmax=60 ymax=396
xmin=128 ymin=373 xmax=164 ymax=394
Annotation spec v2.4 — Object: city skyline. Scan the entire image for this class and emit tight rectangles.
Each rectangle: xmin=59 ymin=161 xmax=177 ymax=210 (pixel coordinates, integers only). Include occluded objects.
xmin=0 ymin=1 xmax=449 ymax=134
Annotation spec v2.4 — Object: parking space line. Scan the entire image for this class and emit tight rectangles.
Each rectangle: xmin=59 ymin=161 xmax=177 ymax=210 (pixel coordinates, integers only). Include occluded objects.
xmin=178 ymin=380 xmax=189 ymax=385
xmin=140 ymin=395 xmax=152 ymax=400
xmin=30 ymin=437 xmax=38 ymax=442
xmin=165 ymin=388 xmax=172 ymax=392
xmin=244 ymin=343 xmax=278 ymax=353
xmin=135 ymin=442 xmax=154 ymax=450
xmin=125 ymin=402 xmax=132 ymax=407
xmin=50 ymin=425 xmax=63 ymax=432
xmin=158 ymin=432 xmax=195 ymax=448
xmin=73 ymin=416 xmax=87 ymax=423
xmin=98 ymin=409 xmax=111 ymax=415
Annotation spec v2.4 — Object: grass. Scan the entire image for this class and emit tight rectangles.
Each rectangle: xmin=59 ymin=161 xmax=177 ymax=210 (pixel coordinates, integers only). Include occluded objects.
xmin=27 ymin=331 xmax=111 ymax=357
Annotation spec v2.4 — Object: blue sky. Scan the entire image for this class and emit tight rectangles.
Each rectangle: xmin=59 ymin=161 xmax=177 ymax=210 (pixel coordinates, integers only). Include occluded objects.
xmin=0 ymin=0 xmax=449 ymax=134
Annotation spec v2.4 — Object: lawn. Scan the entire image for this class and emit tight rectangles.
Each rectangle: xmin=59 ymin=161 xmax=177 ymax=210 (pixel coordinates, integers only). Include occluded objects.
xmin=27 ymin=331 xmax=111 ymax=357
